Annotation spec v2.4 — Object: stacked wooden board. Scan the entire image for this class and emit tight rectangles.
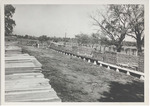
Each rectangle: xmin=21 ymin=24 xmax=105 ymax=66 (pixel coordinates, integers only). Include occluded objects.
xmin=5 ymin=45 xmax=61 ymax=102
xmin=5 ymin=46 xmax=22 ymax=54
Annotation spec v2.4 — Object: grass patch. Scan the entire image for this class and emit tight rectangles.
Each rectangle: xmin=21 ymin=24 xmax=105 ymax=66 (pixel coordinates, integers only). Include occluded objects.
xmin=21 ymin=46 xmax=144 ymax=102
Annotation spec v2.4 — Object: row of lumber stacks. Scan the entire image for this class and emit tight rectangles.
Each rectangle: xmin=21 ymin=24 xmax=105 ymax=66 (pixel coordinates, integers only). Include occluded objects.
xmin=5 ymin=45 xmax=61 ymax=102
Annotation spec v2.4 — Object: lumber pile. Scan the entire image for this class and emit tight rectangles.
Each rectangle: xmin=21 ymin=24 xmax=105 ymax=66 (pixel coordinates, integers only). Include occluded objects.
xmin=5 ymin=45 xmax=61 ymax=102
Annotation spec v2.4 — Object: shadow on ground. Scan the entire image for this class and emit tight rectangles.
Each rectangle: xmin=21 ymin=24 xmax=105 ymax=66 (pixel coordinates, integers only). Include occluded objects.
xmin=22 ymin=46 xmax=144 ymax=102
xmin=98 ymin=80 xmax=144 ymax=102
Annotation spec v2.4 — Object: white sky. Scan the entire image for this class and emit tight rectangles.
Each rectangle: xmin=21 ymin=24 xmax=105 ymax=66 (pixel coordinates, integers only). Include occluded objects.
xmin=13 ymin=5 xmax=105 ymax=38
xmin=12 ymin=4 xmax=135 ymax=41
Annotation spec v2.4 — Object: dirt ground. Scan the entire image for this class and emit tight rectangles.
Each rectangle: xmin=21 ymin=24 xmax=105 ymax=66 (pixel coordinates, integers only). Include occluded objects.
xmin=22 ymin=46 xmax=144 ymax=102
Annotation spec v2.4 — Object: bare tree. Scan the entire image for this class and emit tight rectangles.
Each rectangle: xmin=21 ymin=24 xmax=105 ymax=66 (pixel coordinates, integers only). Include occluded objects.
xmin=90 ymin=5 xmax=129 ymax=52
xmin=90 ymin=4 xmax=144 ymax=54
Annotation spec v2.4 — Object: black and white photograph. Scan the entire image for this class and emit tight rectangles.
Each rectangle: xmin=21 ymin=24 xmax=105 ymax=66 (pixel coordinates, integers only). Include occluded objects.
xmin=0 ymin=0 xmax=149 ymax=105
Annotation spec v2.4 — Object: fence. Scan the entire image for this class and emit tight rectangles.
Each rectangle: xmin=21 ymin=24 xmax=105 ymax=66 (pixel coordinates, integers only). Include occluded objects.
xmin=20 ymin=41 xmax=144 ymax=76
xmin=49 ymin=44 xmax=144 ymax=72
xmin=50 ymin=47 xmax=144 ymax=80
xmin=138 ymin=53 xmax=144 ymax=72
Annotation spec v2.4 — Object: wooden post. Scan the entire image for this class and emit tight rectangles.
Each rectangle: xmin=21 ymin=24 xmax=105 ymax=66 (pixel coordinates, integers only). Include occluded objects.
xmin=37 ymin=44 xmax=39 ymax=48
xmin=116 ymin=68 xmax=119 ymax=72
xmin=107 ymin=66 xmax=110 ymax=70
xmin=93 ymin=61 xmax=97 ymax=65
xmin=83 ymin=58 xmax=86 ymax=61
xmin=140 ymin=76 xmax=144 ymax=80
xmin=99 ymin=63 xmax=102 ymax=67
xmin=135 ymin=49 xmax=138 ymax=56
xmin=126 ymin=71 xmax=130 ymax=75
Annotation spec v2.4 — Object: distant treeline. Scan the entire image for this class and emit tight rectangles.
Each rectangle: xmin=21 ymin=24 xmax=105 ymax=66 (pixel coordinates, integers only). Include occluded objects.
xmin=13 ymin=34 xmax=72 ymax=42
xmin=13 ymin=34 xmax=136 ymax=47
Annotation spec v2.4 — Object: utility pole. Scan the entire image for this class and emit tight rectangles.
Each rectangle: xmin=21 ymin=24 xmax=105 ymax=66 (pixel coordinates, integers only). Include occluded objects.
xmin=64 ymin=32 xmax=67 ymax=47
xmin=65 ymin=32 xmax=66 ymax=38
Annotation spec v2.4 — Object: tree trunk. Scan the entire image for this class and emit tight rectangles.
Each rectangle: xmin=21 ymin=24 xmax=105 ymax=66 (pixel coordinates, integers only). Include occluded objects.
xmin=116 ymin=45 xmax=122 ymax=52
xmin=115 ymin=40 xmax=123 ymax=52
xmin=115 ymin=34 xmax=125 ymax=52
xmin=136 ymin=35 xmax=143 ymax=55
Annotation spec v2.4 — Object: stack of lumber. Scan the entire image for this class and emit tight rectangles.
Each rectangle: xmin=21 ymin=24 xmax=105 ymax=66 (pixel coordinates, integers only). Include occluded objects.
xmin=5 ymin=45 xmax=61 ymax=102
xmin=5 ymin=46 xmax=22 ymax=54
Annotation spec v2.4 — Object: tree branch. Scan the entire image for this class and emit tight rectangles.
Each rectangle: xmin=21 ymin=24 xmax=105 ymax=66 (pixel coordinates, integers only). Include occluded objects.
xmin=90 ymin=15 xmax=115 ymax=40
xmin=140 ymin=28 xmax=144 ymax=35
xmin=101 ymin=14 xmax=120 ymax=31
xmin=113 ymin=7 xmax=126 ymax=27
xmin=141 ymin=36 xmax=144 ymax=44
xmin=126 ymin=33 xmax=137 ymax=40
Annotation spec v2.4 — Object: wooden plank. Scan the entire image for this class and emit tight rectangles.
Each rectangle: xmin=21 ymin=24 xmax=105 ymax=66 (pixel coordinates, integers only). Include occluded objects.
xmin=6 ymin=87 xmax=54 ymax=93
xmin=5 ymin=73 xmax=44 ymax=80
xmin=5 ymin=77 xmax=49 ymax=86
xmin=5 ymin=62 xmax=41 ymax=70
xmin=5 ymin=78 xmax=50 ymax=92
xmin=5 ymin=59 xmax=32 ymax=63
xmin=6 ymin=72 xmax=43 ymax=77
xmin=5 ymin=69 xmax=41 ymax=75
xmin=6 ymin=89 xmax=54 ymax=95
xmin=25 ymin=98 xmax=61 ymax=102
xmin=5 ymin=56 xmax=42 ymax=68
xmin=5 ymin=62 xmax=35 ymax=68
xmin=32 ymin=58 xmax=42 ymax=67
xmin=5 ymin=86 xmax=52 ymax=93
xmin=5 ymin=91 xmax=60 ymax=102
xmin=5 ymin=46 xmax=21 ymax=50
xmin=5 ymin=53 xmax=29 ymax=57
xmin=5 ymin=56 xmax=35 ymax=61
xmin=5 ymin=51 xmax=22 ymax=54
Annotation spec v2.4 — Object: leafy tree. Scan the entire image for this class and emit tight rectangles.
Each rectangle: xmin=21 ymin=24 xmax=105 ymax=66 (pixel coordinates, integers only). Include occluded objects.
xmin=100 ymin=37 xmax=112 ymax=46
xmin=75 ymin=35 xmax=81 ymax=45
xmin=75 ymin=33 xmax=90 ymax=46
xmin=126 ymin=5 xmax=144 ymax=54
xmin=5 ymin=5 xmax=16 ymax=36
xmin=38 ymin=35 xmax=48 ymax=43
xmin=90 ymin=33 xmax=100 ymax=47
xmin=38 ymin=35 xmax=49 ymax=47
xmin=52 ymin=37 xmax=60 ymax=42
xmin=24 ymin=35 xmax=29 ymax=38
xmin=63 ymin=37 xmax=70 ymax=42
